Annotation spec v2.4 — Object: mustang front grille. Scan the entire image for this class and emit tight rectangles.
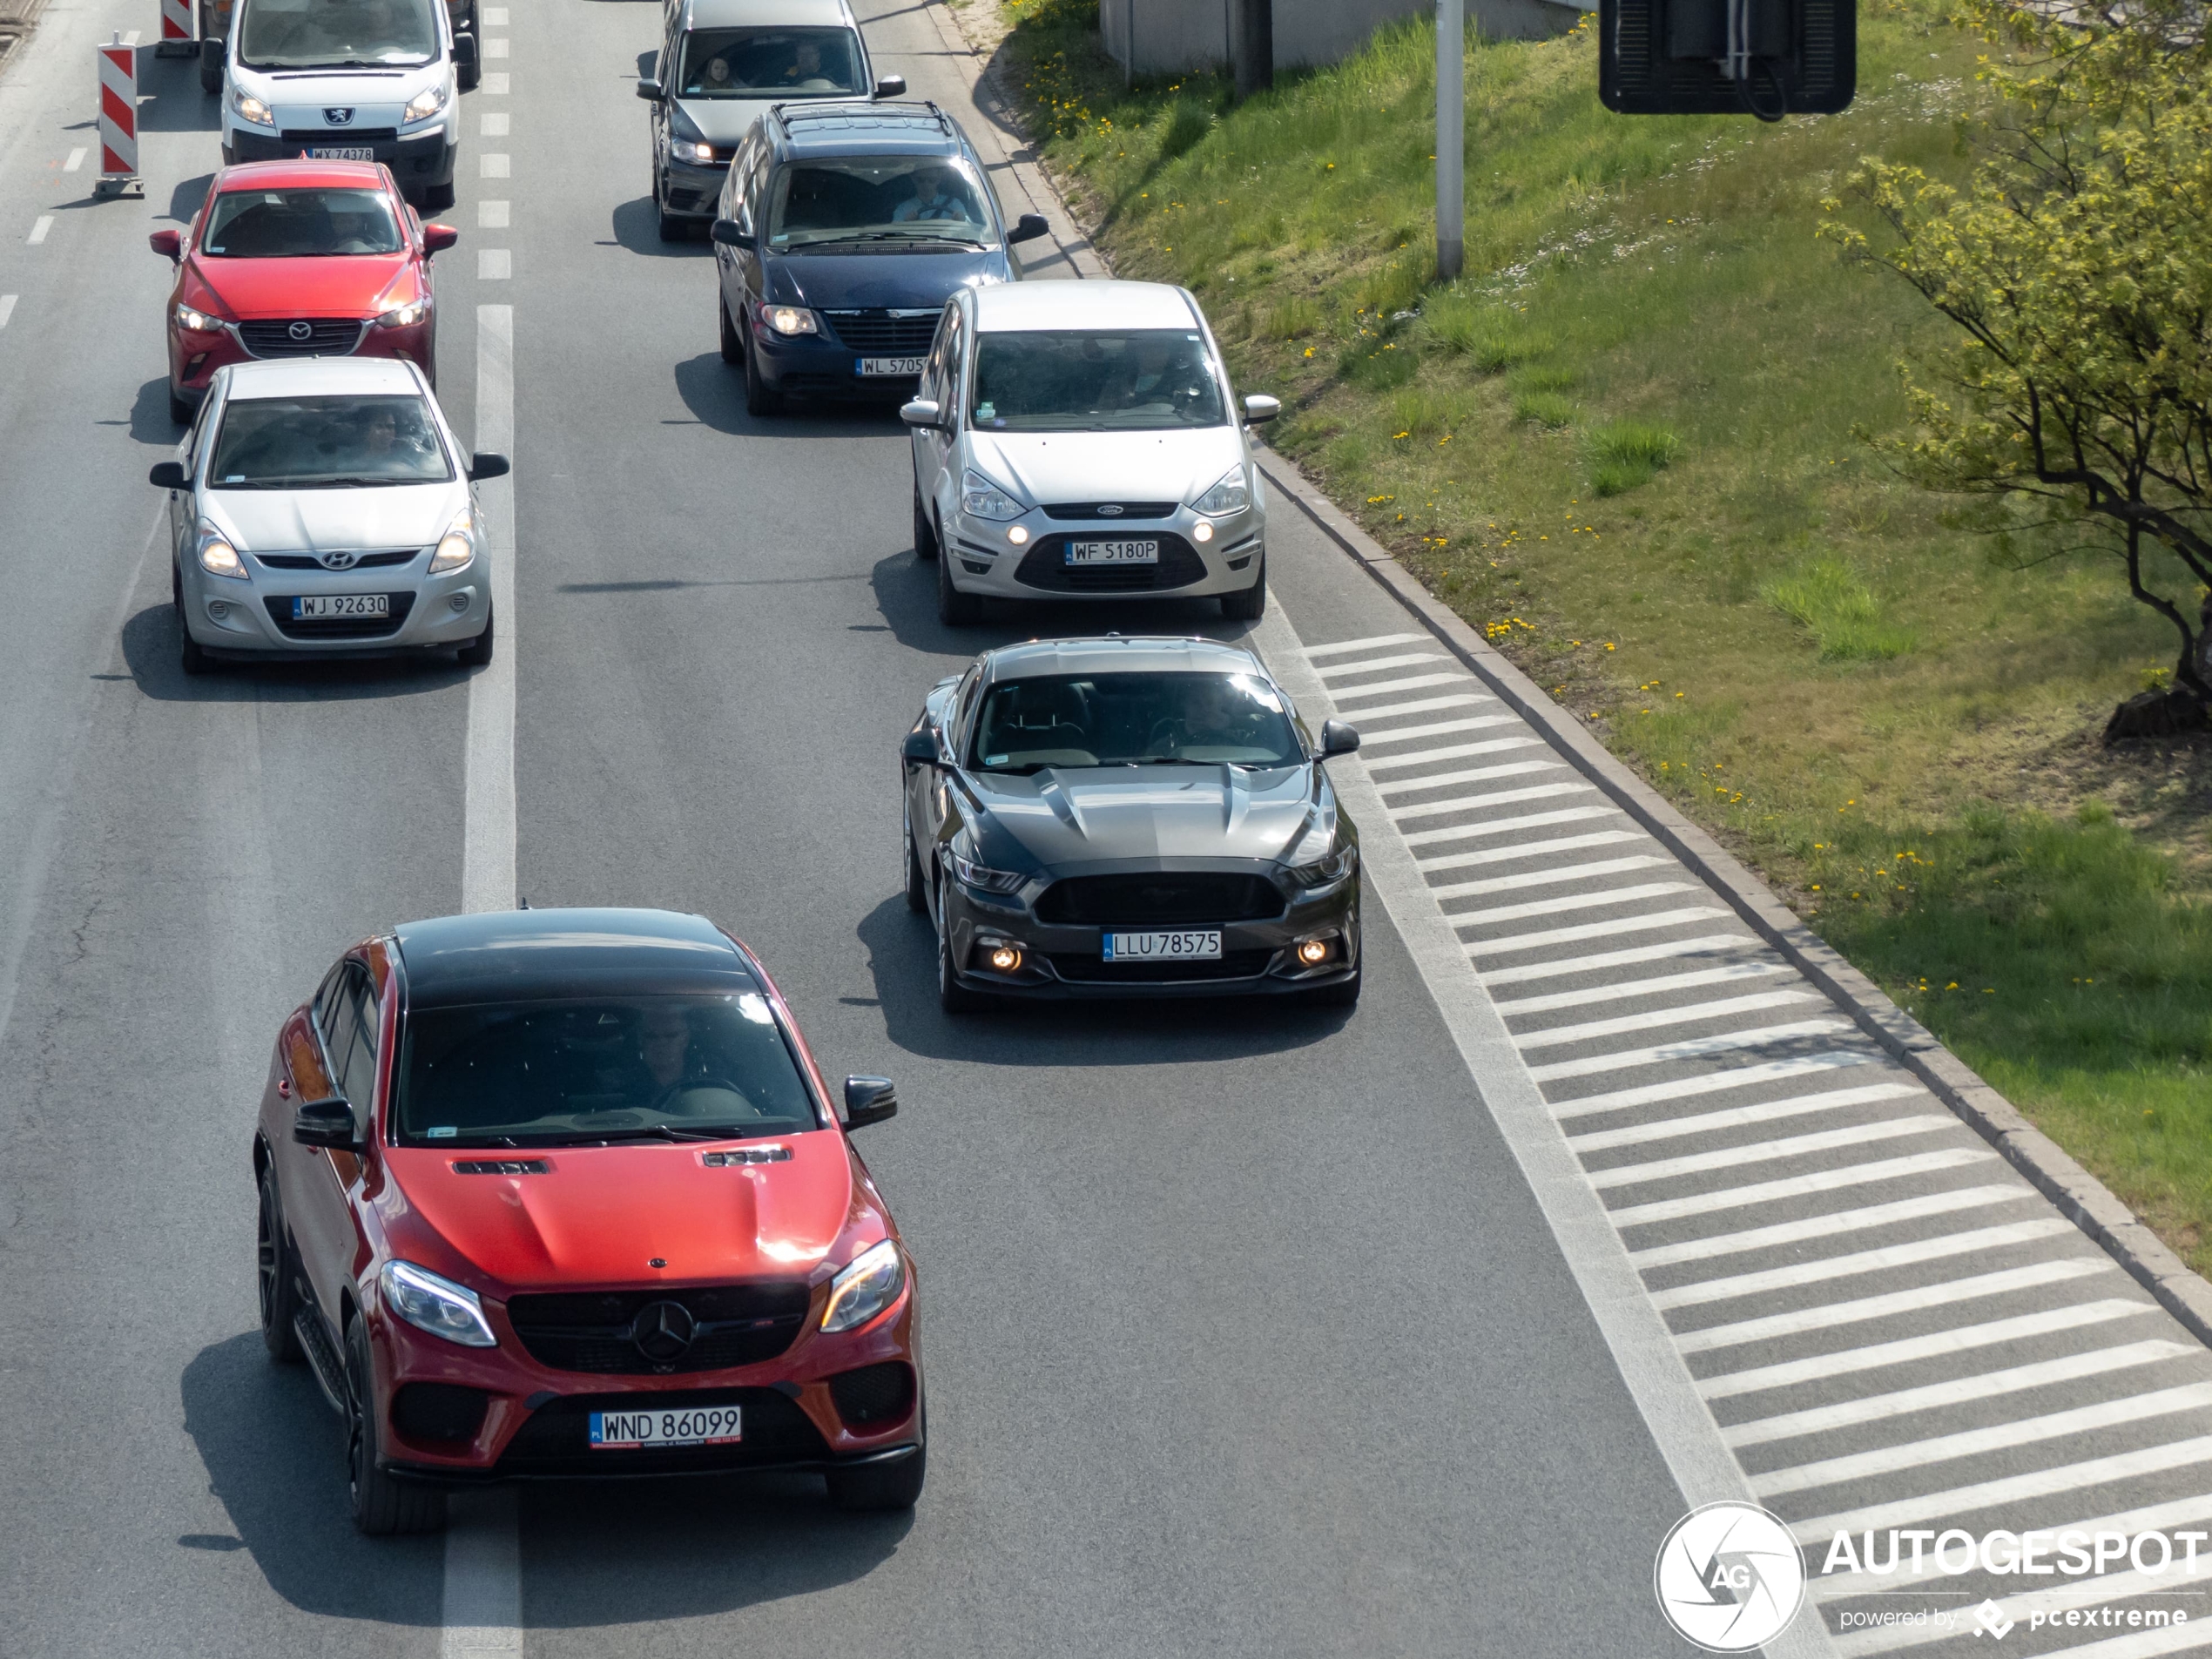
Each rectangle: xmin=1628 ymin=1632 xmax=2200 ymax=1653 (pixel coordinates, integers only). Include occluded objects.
xmin=1035 ymin=873 xmax=1285 ymax=926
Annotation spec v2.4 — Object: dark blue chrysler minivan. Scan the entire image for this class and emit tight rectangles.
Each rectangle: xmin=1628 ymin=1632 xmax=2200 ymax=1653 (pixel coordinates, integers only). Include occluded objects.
xmin=709 ymin=101 xmax=1049 ymax=415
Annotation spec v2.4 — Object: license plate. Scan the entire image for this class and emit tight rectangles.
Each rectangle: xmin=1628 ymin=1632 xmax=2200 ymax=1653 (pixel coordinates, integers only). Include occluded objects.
xmin=1104 ymin=929 xmax=1221 ymax=961
xmin=309 ymin=146 xmax=375 ymax=161
xmin=292 ymin=594 xmax=389 ymax=619
xmin=1067 ymin=539 xmax=1159 ymax=566
xmin=588 ymin=1404 xmax=744 ymax=1450
xmin=858 ymin=356 xmax=926 ymax=377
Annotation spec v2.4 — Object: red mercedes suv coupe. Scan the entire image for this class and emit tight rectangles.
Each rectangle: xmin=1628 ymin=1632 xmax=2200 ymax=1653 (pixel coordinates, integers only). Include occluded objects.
xmin=254 ymin=907 xmax=924 ymax=1534
xmin=152 ymin=159 xmax=456 ymax=427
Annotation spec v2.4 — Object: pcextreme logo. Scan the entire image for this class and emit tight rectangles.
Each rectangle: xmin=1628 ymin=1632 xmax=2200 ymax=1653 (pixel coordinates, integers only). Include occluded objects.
xmin=1655 ymin=1501 xmax=1807 ymax=1652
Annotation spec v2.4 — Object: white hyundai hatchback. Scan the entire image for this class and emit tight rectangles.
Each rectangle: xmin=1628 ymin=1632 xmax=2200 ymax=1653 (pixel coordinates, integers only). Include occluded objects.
xmin=150 ymin=357 xmax=506 ymax=674
xmin=901 ymin=280 xmax=1279 ymax=625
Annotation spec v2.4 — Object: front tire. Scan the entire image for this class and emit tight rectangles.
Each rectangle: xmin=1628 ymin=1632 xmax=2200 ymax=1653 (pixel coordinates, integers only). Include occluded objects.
xmin=345 ymin=1319 xmax=445 ymax=1535
xmin=903 ymin=818 xmax=927 ymax=914
xmin=257 ymin=1170 xmax=304 ymax=1364
xmin=179 ymin=604 xmax=213 ymax=678
xmin=937 ymin=880 xmax=987 ymax=1015
xmin=1220 ymin=558 xmax=1266 ymax=622
xmin=744 ymin=329 xmax=782 ymax=417
xmin=826 ymin=1444 xmax=926 ymax=1512
xmin=718 ymin=293 xmax=743 ymax=364
xmin=912 ymin=479 xmax=939 ymax=562
xmin=656 ymin=181 xmax=686 ymax=243
xmin=936 ymin=545 xmax=982 ymax=626
xmin=169 ymin=385 xmax=193 ymax=427
xmin=457 ymin=603 xmax=495 ymax=667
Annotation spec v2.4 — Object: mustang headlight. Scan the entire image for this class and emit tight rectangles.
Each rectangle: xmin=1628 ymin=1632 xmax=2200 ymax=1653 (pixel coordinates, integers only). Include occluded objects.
xmin=379 ymin=1260 xmax=497 ymax=1348
xmin=231 ymin=91 xmax=275 ymax=129
xmin=760 ymin=304 xmax=819 ymax=336
xmin=403 ymin=82 xmax=448 ymax=125
xmin=174 ymin=303 xmax=225 ymax=334
xmin=821 ymin=1239 xmax=907 ymax=1334
xmin=1286 ymin=839 xmax=1357 ymax=890
xmin=961 ymin=469 xmax=1023 ymax=521
xmin=950 ymin=843 xmax=1026 ymax=894
xmin=428 ymin=506 xmax=475 ymax=574
xmin=1193 ymin=464 xmax=1251 ymax=516
xmin=197 ymin=524 xmax=247 ymax=579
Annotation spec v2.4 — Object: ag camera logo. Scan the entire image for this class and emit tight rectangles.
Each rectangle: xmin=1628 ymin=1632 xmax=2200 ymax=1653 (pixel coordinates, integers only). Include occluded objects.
xmin=1656 ymin=1501 xmax=1807 ymax=1652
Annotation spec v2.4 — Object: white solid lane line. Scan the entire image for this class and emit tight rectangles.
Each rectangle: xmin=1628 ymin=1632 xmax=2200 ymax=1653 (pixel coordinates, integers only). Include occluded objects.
xmin=1634 ymin=1183 xmax=2029 ymax=1269
xmin=1400 ymin=803 xmax=1616 ymax=845
xmin=1431 ymin=854 xmax=1672 ymax=899
xmin=1607 ymin=1147 xmax=2000 ymax=1226
xmin=0 ymin=295 xmax=15 ymax=329
xmin=1327 ymin=671 xmax=1471 ymax=701
xmin=1368 ymin=738 xmax=1545 ymax=776
xmin=1302 ymin=631 xmax=1423 ymax=657
xmin=1672 ymin=1258 xmax=2116 ymax=1356
xmin=1468 ymin=907 xmax=1732 ymax=958
xmin=1570 ymin=1082 xmax=1929 ymax=1155
xmin=64 ymin=147 xmax=85 ymax=172
xmin=1698 ymin=1299 xmax=2161 ymax=1399
xmin=1476 ymin=927 xmax=1749 ymax=977
xmin=1792 ymin=1431 xmax=2212 ymax=1541
xmin=1312 ymin=651 xmax=1445 ymax=678
xmin=1417 ymin=829 xmax=1642 ymax=871
xmin=1515 ymin=988 xmax=1827 ymax=1048
xmin=1556 ymin=1049 xmax=1887 ymax=1117
xmin=1359 ymin=713 xmax=1528 ymax=745
xmin=1585 ymin=1115 xmax=1957 ymax=1190
xmin=1728 ymin=1337 xmax=2195 ymax=1448
xmin=1534 ymin=1019 xmax=1856 ymax=1083
xmin=1494 ymin=959 xmax=1795 ymax=1014
xmin=27 ymin=217 xmax=52 ymax=245
xmin=1750 ymin=1381 xmax=2212 ymax=1498
xmin=1656 ymin=1217 xmax=2079 ymax=1312
xmin=1362 ymin=729 xmax=1533 ymax=769
xmin=1446 ymin=881 xmax=1701 ymax=930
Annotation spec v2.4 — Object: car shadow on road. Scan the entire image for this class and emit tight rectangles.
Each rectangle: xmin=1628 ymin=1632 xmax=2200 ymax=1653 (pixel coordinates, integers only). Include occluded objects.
xmin=120 ymin=602 xmax=476 ymax=703
xmin=136 ymin=51 xmax=222 ymax=134
xmin=671 ymin=351 xmax=908 ymax=440
xmin=609 ymin=195 xmax=711 ymax=259
xmin=865 ymin=549 xmax=1255 ymax=660
xmin=168 ymin=172 xmax=217 ymax=226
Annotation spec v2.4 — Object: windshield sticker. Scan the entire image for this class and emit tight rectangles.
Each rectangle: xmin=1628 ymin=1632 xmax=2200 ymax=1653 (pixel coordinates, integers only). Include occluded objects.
xmin=427 ymin=1125 xmax=456 ymax=1138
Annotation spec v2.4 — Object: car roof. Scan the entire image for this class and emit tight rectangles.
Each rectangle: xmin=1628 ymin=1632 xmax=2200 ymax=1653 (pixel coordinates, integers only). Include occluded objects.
xmin=212 ymin=158 xmax=393 ymax=192
xmin=772 ymin=101 xmax=961 ymax=158
xmin=685 ymin=0 xmax=853 ymax=28
xmin=393 ymin=908 xmax=761 ymax=1009
xmin=224 ymin=356 xmax=427 ymax=400
xmin=981 ymin=636 xmax=1265 ymax=682
xmin=973 ymin=280 xmax=1198 ymax=334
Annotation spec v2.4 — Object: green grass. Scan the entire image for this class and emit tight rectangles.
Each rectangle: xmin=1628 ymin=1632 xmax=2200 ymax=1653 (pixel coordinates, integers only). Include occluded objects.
xmin=993 ymin=0 xmax=2212 ymax=1263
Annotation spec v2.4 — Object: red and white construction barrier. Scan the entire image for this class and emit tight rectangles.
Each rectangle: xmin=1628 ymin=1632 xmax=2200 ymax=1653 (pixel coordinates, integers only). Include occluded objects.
xmin=98 ymin=34 xmax=140 ymax=194
xmin=157 ymin=0 xmax=195 ymax=55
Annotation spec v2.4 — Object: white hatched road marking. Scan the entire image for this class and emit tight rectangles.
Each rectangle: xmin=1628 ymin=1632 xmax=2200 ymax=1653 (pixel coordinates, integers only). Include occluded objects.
xmin=1329 ymin=671 xmax=1474 ymax=701
xmin=1302 ymin=631 xmax=1423 ymax=657
xmin=1468 ymin=907 xmax=1735 ymax=959
xmin=1608 ymin=1148 xmax=2000 ymax=1224
xmin=1375 ymin=752 xmax=1562 ymax=792
xmin=1447 ymin=882 xmax=1701 ymax=930
xmin=1417 ymin=829 xmax=1642 ymax=872
xmin=1312 ymin=651 xmax=1446 ymax=678
xmin=1334 ymin=692 xmax=1491 ymax=722
xmin=1634 ymin=1183 xmax=2032 ymax=1268
xmin=1429 ymin=854 xmax=1669 ymax=896
xmin=1401 ymin=805 xmax=1619 ymax=847
xmin=1833 ymin=1569 xmax=2212 ymax=1657
xmin=1817 ymin=1487 xmax=2212 ymax=1595
xmin=1534 ymin=1019 xmax=1855 ymax=1082
xmin=1729 ymin=1338 xmax=2195 ymax=1448
xmin=1699 ymin=1300 xmax=2162 ymax=1399
xmin=1659 ymin=1217 xmax=2079 ymax=1313
xmin=1392 ymin=783 xmax=1596 ymax=821
xmin=1360 ymin=715 xmax=1522 ymax=745
xmin=1515 ymin=989 xmax=1828 ymax=1049
xmin=1586 ymin=1115 xmax=1958 ymax=1190
xmin=1368 ymin=739 xmax=1546 ymax=779
xmin=1365 ymin=731 xmax=1537 ymax=770
xmin=1494 ymin=958 xmax=1792 ymax=1013
xmin=1556 ymin=1049 xmax=1887 ymax=1117
xmin=1571 ymin=1082 xmax=1930 ymax=1155
xmin=1673 ymin=1259 xmax=2116 ymax=1355
xmin=1477 ymin=930 xmax=1753 ymax=981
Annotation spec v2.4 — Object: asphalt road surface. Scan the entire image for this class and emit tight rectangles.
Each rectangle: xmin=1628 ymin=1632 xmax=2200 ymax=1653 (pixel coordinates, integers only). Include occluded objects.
xmin=5 ymin=2 xmax=2212 ymax=1656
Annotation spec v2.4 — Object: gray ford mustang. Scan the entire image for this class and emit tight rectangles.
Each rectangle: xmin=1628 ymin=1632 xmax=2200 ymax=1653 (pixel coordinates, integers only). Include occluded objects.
xmin=900 ymin=637 xmax=1363 ymax=1010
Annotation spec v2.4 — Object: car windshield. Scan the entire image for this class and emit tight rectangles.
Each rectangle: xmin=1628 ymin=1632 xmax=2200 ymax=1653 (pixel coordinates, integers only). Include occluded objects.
xmin=767 ymin=156 xmax=988 ymax=249
xmin=203 ymin=187 xmax=404 ymax=257
xmin=208 ymin=394 xmax=452 ymax=488
xmin=678 ymin=25 xmax=863 ymax=98
xmin=971 ymin=671 xmax=1302 ymax=772
xmin=238 ymin=0 xmax=438 ymax=69
xmin=970 ymin=330 xmax=1227 ymax=431
xmin=394 ymin=995 xmax=822 ymax=1146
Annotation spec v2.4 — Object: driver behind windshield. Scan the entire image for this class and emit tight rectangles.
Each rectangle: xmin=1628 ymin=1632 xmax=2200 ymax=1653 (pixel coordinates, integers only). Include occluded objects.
xmin=893 ymin=166 xmax=972 ymax=224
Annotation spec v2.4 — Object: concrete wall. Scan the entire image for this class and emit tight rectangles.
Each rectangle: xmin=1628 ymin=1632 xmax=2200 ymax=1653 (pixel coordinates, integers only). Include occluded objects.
xmin=1099 ymin=0 xmax=1579 ymax=78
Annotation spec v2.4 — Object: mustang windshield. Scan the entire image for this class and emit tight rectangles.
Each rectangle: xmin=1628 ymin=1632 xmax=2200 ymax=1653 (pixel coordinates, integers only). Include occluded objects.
xmin=395 ymin=995 xmax=820 ymax=1146
xmin=209 ymin=395 xmax=452 ymax=488
xmin=972 ymin=671 xmax=1301 ymax=772
xmin=204 ymin=188 xmax=404 ymax=258
xmin=238 ymin=0 xmax=438 ymax=70
xmin=768 ymin=156 xmax=988 ymax=249
xmin=678 ymin=26 xmax=863 ymax=98
xmin=970 ymin=329 xmax=1226 ymax=431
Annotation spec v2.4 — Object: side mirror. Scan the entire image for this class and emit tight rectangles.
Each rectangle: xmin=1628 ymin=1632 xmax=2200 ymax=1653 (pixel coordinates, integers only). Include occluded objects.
xmin=1243 ymin=393 xmax=1282 ymax=425
xmin=842 ymin=1076 xmax=898 ymax=1130
xmin=149 ymin=228 xmax=183 ymax=259
xmin=149 ymin=461 xmax=189 ymax=489
xmin=468 ymin=452 xmax=510 ymax=482
xmin=1320 ymin=719 xmax=1360 ymax=757
xmin=901 ymin=729 xmax=939 ymax=764
xmin=635 ymin=76 xmax=662 ymax=101
xmin=292 ymin=1096 xmax=361 ymax=1150
xmin=899 ymin=398 xmax=943 ymax=430
xmin=1008 ymin=212 xmax=1049 ymax=246
xmin=873 ymin=74 xmax=906 ymax=98
xmin=422 ymin=223 xmax=458 ymax=253
xmin=710 ymin=217 xmax=746 ymax=247
xmin=452 ymin=31 xmax=477 ymax=70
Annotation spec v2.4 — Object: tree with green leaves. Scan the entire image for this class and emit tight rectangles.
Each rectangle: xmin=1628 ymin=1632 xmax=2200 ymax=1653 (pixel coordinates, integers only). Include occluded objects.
xmin=1821 ymin=0 xmax=2212 ymax=737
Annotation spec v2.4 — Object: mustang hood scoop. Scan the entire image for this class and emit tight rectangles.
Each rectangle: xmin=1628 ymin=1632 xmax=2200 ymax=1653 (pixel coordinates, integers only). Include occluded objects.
xmin=973 ymin=764 xmax=1316 ymax=866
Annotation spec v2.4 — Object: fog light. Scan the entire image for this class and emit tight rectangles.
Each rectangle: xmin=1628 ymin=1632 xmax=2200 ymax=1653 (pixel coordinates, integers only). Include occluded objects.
xmin=1297 ymin=939 xmax=1330 ymax=966
xmin=449 ymin=592 xmax=470 ymax=611
xmin=206 ymin=600 xmax=230 ymax=620
xmin=988 ymin=946 xmax=1022 ymax=972
xmin=1193 ymin=521 xmax=1214 ymax=543
xmin=1007 ymin=524 xmax=1030 ymax=546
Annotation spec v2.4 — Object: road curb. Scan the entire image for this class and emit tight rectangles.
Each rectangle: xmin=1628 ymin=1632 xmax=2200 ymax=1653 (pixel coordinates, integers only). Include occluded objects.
xmin=1251 ymin=446 xmax=2212 ymax=1354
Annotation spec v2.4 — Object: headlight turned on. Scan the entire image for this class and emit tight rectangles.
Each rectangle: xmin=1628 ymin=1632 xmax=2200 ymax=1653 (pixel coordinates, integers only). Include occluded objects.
xmin=762 ymin=305 xmax=818 ymax=337
xmin=821 ymin=1239 xmax=906 ymax=1333
xmin=198 ymin=528 xmax=247 ymax=579
xmin=379 ymin=1259 xmax=498 ymax=1347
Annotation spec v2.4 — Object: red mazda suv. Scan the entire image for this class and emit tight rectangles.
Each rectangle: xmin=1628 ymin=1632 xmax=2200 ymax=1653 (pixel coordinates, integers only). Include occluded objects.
xmin=152 ymin=159 xmax=456 ymax=427
xmin=253 ymin=907 xmax=924 ymax=1534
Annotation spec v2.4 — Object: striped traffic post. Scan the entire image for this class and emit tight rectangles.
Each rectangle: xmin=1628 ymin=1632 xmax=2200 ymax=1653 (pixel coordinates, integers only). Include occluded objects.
xmin=156 ymin=0 xmax=195 ymax=55
xmin=97 ymin=34 xmax=143 ymax=197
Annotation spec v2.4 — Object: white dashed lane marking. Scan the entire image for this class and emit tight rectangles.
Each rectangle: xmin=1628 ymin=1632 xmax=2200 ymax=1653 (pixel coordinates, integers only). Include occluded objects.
xmin=63 ymin=148 xmax=84 ymax=172
xmin=27 ymin=217 xmax=51 ymax=245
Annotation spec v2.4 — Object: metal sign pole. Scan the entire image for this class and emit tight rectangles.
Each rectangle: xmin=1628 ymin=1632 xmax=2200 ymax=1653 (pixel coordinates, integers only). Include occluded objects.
xmin=1436 ymin=0 xmax=1464 ymax=280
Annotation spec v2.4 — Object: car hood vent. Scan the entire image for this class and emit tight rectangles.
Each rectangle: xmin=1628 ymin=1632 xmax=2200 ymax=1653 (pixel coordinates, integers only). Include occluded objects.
xmin=701 ymin=1147 xmax=791 ymax=1166
xmin=452 ymin=1159 xmax=550 ymax=1175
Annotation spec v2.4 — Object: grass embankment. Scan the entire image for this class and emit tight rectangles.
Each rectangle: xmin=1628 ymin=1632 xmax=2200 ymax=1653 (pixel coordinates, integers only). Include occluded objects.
xmin=981 ymin=0 xmax=2212 ymax=1265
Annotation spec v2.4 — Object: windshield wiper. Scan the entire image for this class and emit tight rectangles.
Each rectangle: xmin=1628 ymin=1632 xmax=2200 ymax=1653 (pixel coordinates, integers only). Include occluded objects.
xmin=787 ymin=231 xmax=987 ymax=250
xmin=531 ymin=1124 xmax=734 ymax=1146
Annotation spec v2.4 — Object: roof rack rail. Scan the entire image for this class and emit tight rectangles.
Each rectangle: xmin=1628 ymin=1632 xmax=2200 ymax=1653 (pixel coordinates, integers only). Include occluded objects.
xmin=768 ymin=98 xmax=954 ymax=138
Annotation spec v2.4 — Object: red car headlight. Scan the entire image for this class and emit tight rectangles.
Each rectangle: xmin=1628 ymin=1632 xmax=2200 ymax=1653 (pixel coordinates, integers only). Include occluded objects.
xmin=174 ymin=303 xmax=225 ymax=334
xmin=381 ymin=1260 xmax=498 ymax=1347
xmin=821 ymin=1240 xmax=906 ymax=1333
xmin=374 ymin=300 xmax=428 ymax=329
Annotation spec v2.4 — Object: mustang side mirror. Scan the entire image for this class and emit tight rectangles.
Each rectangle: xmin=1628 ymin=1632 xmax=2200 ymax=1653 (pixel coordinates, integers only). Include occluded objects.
xmin=468 ymin=452 xmax=510 ymax=482
xmin=635 ymin=75 xmax=662 ymax=100
xmin=148 ymin=461 xmax=188 ymax=490
xmin=901 ymin=729 xmax=940 ymax=764
xmin=149 ymin=228 xmax=182 ymax=259
xmin=1008 ymin=212 xmax=1050 ymax=246
xmin=899 ymin=398 xmax=943 ymax=430
xmin=423 ymin=223 xmax=458 ymax=253
xmin=873 ymin=74 xmax=907 ymax=99
xmin=452 ymin=31 xmax=477 ymax=70
xmin=1320 ymin=719 xmax=1360 ymax=757
xmin=711 ymin=217 xmax=746 ymax=247
xmin=843 ymin=1076 xmax=898 ymax=1130
xmin=293 ymin=1096 xmax=360 ymax=1150
xmin=1243 ymin=393 xmax=1282 ymax=425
